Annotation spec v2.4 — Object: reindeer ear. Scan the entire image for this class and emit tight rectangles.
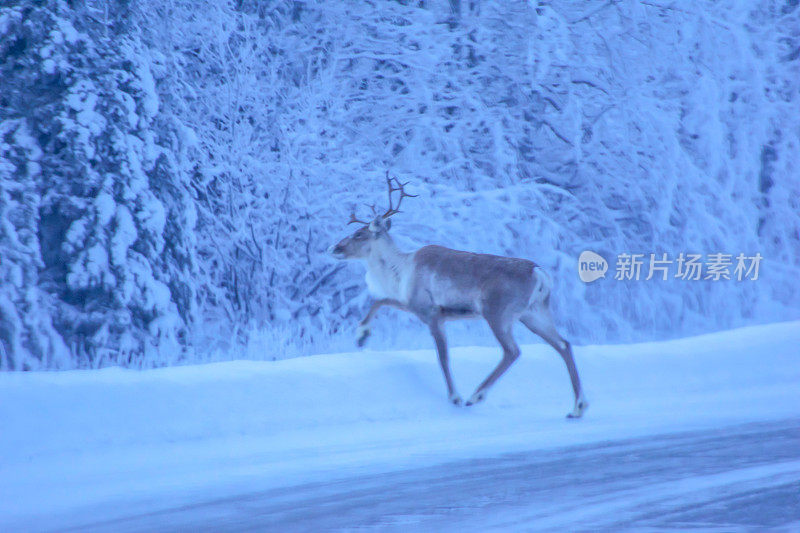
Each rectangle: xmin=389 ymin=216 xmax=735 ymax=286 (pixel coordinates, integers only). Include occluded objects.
xmin=369 ymin=216 xmax=389 ymax=234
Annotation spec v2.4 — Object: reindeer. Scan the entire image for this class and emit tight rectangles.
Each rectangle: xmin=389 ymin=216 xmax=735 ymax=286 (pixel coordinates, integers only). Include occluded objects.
xmin=328 ymin=174 xmax=588 ymax=418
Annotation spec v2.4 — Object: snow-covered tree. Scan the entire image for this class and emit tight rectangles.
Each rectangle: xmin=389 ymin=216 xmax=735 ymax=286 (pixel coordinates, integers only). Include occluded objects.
xmin=1 ymin=0 xmax=797 ymax=368
xmin=1 ymin=1 xmax=196 ymax=367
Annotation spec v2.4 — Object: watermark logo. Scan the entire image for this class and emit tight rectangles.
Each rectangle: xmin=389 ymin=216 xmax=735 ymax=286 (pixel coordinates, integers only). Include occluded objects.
xmin=577 ymin=252 xmax=762 ymax=282
xmin=578 ymin=250 xmax=608 ymax=283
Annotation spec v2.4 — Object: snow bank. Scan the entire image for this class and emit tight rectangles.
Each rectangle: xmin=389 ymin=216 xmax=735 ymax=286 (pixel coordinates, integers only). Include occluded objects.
xmin=0 ymin=321 xmax=798 ymax=529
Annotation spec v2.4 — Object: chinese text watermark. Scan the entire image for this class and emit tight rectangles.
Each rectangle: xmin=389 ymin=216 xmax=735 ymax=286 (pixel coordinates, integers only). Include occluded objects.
xmin=578 ymin=252 xmax=762 ymax=283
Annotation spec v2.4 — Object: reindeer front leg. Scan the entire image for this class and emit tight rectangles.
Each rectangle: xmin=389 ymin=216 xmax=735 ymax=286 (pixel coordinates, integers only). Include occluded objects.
xmin=428 ymin=314 xmax=462 ymax=406
xmin=356 ymin=298 xmax=406 ymax=347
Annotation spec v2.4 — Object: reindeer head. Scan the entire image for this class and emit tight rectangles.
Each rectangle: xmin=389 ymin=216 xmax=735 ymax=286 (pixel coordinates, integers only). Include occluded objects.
xmin=328 ymin=173 xmax=416 ymax=260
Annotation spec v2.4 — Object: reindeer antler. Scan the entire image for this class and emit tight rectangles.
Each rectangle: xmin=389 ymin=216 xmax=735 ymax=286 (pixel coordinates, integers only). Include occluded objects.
xmin=348 ymin=212 xmax=370 ymax=225
xmin=347 ymin=172 xmax=417 ymax=225
xmin=381 ymin=171 xmax=418 ymax=220
xmin=348 ymin=202 xmax=379 ymax=225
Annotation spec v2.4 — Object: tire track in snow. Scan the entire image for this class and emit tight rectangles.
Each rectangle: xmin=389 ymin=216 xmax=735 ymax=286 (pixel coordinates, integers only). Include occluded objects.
xmin=72 ymin=418 xmax=800 ymax=532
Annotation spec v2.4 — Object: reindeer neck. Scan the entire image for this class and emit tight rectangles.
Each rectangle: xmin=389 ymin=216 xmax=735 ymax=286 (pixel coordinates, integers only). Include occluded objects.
xmin=364 ymin=235 xmax=412 ymax=300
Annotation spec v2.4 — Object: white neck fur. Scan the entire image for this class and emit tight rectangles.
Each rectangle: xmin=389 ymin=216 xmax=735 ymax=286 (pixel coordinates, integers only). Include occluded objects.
xmin=363 ymin=235 xmax=412 ymax=301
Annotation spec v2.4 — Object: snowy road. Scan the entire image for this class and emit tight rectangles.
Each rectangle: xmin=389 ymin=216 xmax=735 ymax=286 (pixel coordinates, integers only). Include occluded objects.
xmin=1 ymin=322 xmax=799 ymax=531
xmin=71 ymin=419 xmax=800 ymax=531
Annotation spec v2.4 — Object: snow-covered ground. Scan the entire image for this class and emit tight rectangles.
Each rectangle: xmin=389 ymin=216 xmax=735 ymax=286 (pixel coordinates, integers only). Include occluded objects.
xmin=1 ymin=321 xmax=798 ymax=531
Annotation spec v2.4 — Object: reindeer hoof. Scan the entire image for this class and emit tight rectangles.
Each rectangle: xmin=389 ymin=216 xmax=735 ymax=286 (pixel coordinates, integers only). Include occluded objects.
xmin=465 ymin=391 xmax=486 ymax=406
xmin=449 ymin=393 xmax=463 ymax=406
xmin=355 ymin=325 xmax=370 ymax=347
xmin=567 ymin=399 xmax=589 ymax=419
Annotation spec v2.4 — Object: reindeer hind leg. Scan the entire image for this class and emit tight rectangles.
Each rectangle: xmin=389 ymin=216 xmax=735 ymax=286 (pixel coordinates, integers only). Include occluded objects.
xmin=520 ymin=305 xmax=588 ymax=418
